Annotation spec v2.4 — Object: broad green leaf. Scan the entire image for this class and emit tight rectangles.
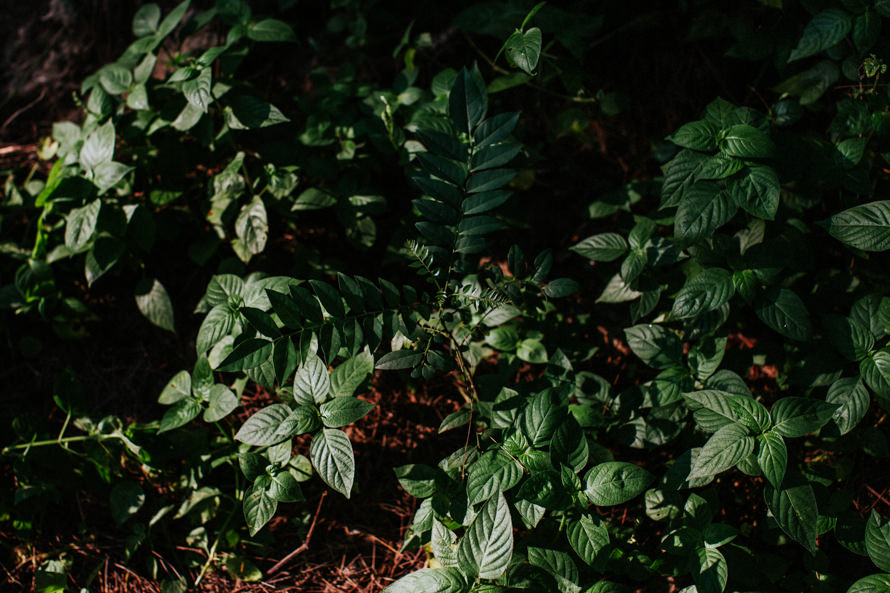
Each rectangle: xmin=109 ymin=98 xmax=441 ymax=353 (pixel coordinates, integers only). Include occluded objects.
xmin=196 ymin=305 xmax=235 ymax=355
xmin=788 ymin=10 xmax=852 ymax=62
xmin=719 ymin=124 xmax=774 ymax=158
xmin=827 ymin=377 xmax=870 ymax=435
xmin=668 ymin=120 xmax=717 ymax=151
xmin=567 ymin=515 xmax=609 ymax=565
xmin=182 ymin=67 xmax=211 ymax=112
xmin=596 ymin=273 xmax=642 ymax=303
xmin=672 ymin=268 xmax=734 ymax=319
xmin=862 ymin=350 xmax=890 ymax=399
xmin=159 ymin=370 xmax=191 ymax=405
xmin=275 ymin=405 xmax=321 ymax=438
xmin=79 ymin=120 xmax=115 ymax=170
xmin=474 ymin=112 xmax=519 ymax=148
xmin=217 ymin=338 xmax=273 ymax=372
xmin=235 ymin=404 xmax=290 ymax=446
xmin=292 ymin=354 xmax=330 ymax=405
xmin=519 ymin=389 xmax=566 ymax=447
xmin=764 ymin=474 xmax=818 ymax=554
xmin=824 ymin=315 xmax=875 ymax=361
xmin=330 ymin=350 xmax=374 ymax=396
xmin=504 ymin=27 xmax=542 ymax=75
xmin=156 ymin=0 xmax=191 ymax=39
xmin=661 ymin=150 xmax=708 ymax=208
xmin=689 ymin=423 xmax=755 ymax=479
xmin=228 ymin=95 xmax=290 ymax=128
xmin=204 ymin=385 xmax=238 ymax=422
xmin=92 ymin=161 xmax=133 ymax=193
xmin=825 ymin=201 xmax=890 ymax=252
xmin=243 ymin=477 xmax=277 ymax=536
xmin=247 ymin=19 xmax=297 ymax=42
xmin=132 ymin=4 xmax=161 ymax=36
xmin=158 ymin=397 xmax=202 ymax=433
xmin=624 ymin=324 xmax=683 ymax=369
xmin=867 ymin=511 xmax=890 ymax=572
xmin=683 ymin=390 xmax=744 ymax=433
xmin=431 ymin=519 xmax=459 ymax=568
xmin=770 ymin=397 xmax=838 ymax=437
xmin=584 ymin=461 xmax=653 ymax=506
xmin=693 ymin=547 xmax=728 ymax=593
xmin=728 ymin=166 xmax=780 ymax=220
xmin=728 ymin=396 xmax=770 ymax=433
xmin=757 ymin=431 xmax=787 ymax=489
xmin=466 ymin=168 xmax=516 ymax=193
xmin=310 ymin=428 xmax=355 ymax=498
xmin=269 ymin=471 xmax=303 ymax=503
xmin=376 ymin=350 xmax=422 ymax=370
xmin=319 ymin=397 xmax=375 ymax=428
xmin=527 ymin=547 xmax=580 ymax=593
xmin=135 ymin=278 xmax=175 ymax=333
xmin=570 ymin=233 xmax=628 ymax=262
xmin=65 ymin=199 xmax=101 ymax=251
xmin=462 ymin=189 xmax=512 ymax=215
xmin=550 ymin=417 xmax=589 ymax=472
xmin=754 ymin=286 xmax=812 ymax=341
xmin=457 ymin=490 xmax=513 ymax=579
xmin=381 ymin=568 xmax=466 ymax=593
xmin=467 ymin=451 xmax=523 ymax=505
xmin=235 ymin=196 xmax=268 ymax=258
xmin=309 ymin=279 xmax=346 ymax=318
xmin=674 ymin=184 xmax=737 ymax=244
xmin=395 ymin=464 xmax=440 ymax=498
xmin=517 ymin=339 xmax=548 ymax=364
xmin=695 ymin=152 xmax=745 ymax=180
xmin=847 ymin=574 xmax=890 ymax=593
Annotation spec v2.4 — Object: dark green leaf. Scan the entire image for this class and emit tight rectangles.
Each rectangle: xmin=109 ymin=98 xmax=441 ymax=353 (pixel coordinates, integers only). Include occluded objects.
xmin=757 ymin=431 xmax=787 ymax=489
xmin=584 ymin=461 xmax=653 ymax=506
xmin=866 ymin=511 xmax=890 ymax=572
xmin=824 ymin=201 xmax=890 ymax=252
xmin=770 ymin=397 xmax=839 ymax=437
xmin=319 ymin=397 xmax=375 ymax=428
xmin=754 ymin=286 xmax=812 ymax=341
xmin=235 ymin=404 xmax=290 ymax=446
xmin=764 ymin=474 xmax=818 ymax=554
xmin=247 ymin=19 xmax=297 ymax=42
xmin=457 ymin=490 xmax=513 ymax=579
xmin=788 ymin=10 xmax=852 ymax=62
xmin=570 ymin=233 xmax=628 ymax=262
xmin=310 ymin=428 xmax=355 ymax=498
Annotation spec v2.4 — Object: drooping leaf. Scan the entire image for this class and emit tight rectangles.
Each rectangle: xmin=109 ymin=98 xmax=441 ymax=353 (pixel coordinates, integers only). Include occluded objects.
xmin=566 ymin=514 xmax=609 ymax=565
xmin=624 ymin=324 xmax=683 ymax=369
xmin=504 ymin=27 xmax=542 ymax=75
xmin=310 ymin=428 xmax=355 ymax=498
xmin=866 ymin=511 xmax=890 ymax=572
xmin=135 ymin=278 xmax=175 ymax=333
xmin=764 ymin=474 xmax=818 ymax=554
xmin=689 ymin=423 xmax=755 ymax=480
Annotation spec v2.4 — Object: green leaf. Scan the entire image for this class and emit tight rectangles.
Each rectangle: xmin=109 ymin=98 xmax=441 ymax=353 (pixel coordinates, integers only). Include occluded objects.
xmin=757 ymin=431 xmax=787 ymax=489
xmin=847 ymin=574 xmax=890 ymax=593
xmin=159 ymin=370 xmax=191 ymax=405
xmin=395 ymin=464 xmax=440 ymax=498
xmin=110 ymin=481 xmax=145 ymax=525
xmin=158 ymin=397 xmax=202 ymax=433
xmin=770 ymin=397 xmax=839 ymax=438
xmin=695 ymin=152 xmax=745 ymax=180
xmin=92 ymin=161 xmax=134 ymax=194
xmin=156 ymin=0 xmax=190 ymax=39
xmin=689 ymin=423 xmax=756 ymax=480
xmin=204 ymin=385 xmax=238 ymax=422
xmin=827 ymin=377 xmax=870 ymax=435
xmin=135 ymin=278 xmax=175 ymax=333
xmin=330 ymin=350 xmax=374 ymax=397
xmin=83 ymin=235 xmax=122 ymax=286
xmin=661 ymin=150 xmax=708 ymax=208
xmin=728 ymin=396 xmax=770 ymax=432
xmin=719 ymin=124 xmax=775 ymax=158
xmin=376 ymin=350 xmax=422 ymax=370
xmin=474 ymin=112 xmax=519 ymax=148
xmin=854 ymin=11 xmax=881 ymax=54
xmin=788 ymin=10 xmax=852 ymax=62
xmin=517 ymin=339 xmax=548 ymax=364
xmin=527 ymin=547 xmax=580 ymax=593
xmin=728 ymin=166 xmax=780 ymax=220
xmin=217 ymin=339 xmax=273 ymax=372
xmin=309 ymin=279 xmax=346 ymax=318
xmin=269 ymin=471 xmax=303 ymax=503
xmin=824 ymin=315 xmax=875 ymax=361
xmin=319 ymin=397 xmax=375 ymax=428
xmin=310 ymin=428 xmax=355 ymax=498
xmin=624 ymin=324 xmax=683 ymax=369
xmin=504 ymin=27 xmax=542 ymax=75
xmin=65 ymin=199 xmax=101 ymax=251
xmin=674 ymin=184 xmax=738 ymax=244
xmin=570 ymin=233 xmax=628 ymax=262
xmin=462 ymin=189 xmax=512 ymax=215
xmin=550 ymin=418 xmax=589 ymax=473
xmin=293 ymin=355 xmax=331 ymax=405
xmin=235 ymin=196 xmax=268 ymax=258
xmin=824 ymin=201 xmax=890 ymax=252
xmin=584 ymin=461 xmax=653 ymax=506
xmin=382 ymin=568 xmax=466 ymax=593
xmin=867 ymin=511 xmax=890 ymax=572
xmin=275 ymin=405 xmax=321 ymax=438
xmin=431 ymin=519 xmax=459 ymax=568
xmin=693 ymin=547 xmax=728 ymax=593
xmin=668 ymin=120 xmax=717 ymax=151
xmin=672 ymin=268 xmax=734 ymax=319
xmin=467 ymin=451 xmax=523 ymax=505
xmin=247 ymin=19 xmax=297 ymax=42
xmin=566 ymin=515 xmax=609 ymax=565
xmin=243 ymin=477 xmax=277 ymax=536
xmin=235 ymin=404 xmax=291 ymax=446
xmin=98 ymin=64 xmax=132 ymax=95
xmin=764 ymin=474 xmax=818 ymax=554
xmin=862 ymin=350 xmax=890 ymax=399
xmin=228 ymin=95 xmax=290 ymax=129
xmin=519 ymin=389 xmax=566 ymax=447
xmin=684 ymin=390 xmax=746 ymax=432
xmin=79 ymin=120 xmax=115 ymax=170
xmin=471 ymin=141 xmax=522 ymax=172
xmin=182 ymin=67 xmax=211 ymax=112
xmin=449 ymin=68 xmax=487 ymax=135
xmin=457 ymin=490 xmax=513 ymax=579
xmin=416 ymin=152 xmax=468 ymax=186
xmin=132 ymin=4 xmax=161 ymax=36
xmin=196 ymin=305 xmax=235 ymax=355
xmin=754 ymin=286 xmax=812 ymax=341
xmin=596 ymin=272 xmax=642 ymax=303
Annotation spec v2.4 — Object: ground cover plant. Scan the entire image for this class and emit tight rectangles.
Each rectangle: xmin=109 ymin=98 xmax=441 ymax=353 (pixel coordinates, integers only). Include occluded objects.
xmin=3 ymin=0 xmax=890 ymax=592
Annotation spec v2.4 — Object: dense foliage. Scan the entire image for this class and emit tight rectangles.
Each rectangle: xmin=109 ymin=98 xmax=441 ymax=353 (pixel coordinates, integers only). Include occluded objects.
xmin=4 ymin=1 xmax=890 ymax=592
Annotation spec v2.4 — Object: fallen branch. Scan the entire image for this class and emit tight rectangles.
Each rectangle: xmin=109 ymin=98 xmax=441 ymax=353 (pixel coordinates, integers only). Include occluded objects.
xmin=267 ymin=491 xmax=326 ymax=575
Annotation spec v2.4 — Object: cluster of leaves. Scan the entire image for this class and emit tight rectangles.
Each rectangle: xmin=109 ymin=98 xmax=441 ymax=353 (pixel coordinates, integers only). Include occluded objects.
xmin=7 ymin=1 xmax=890 ymax=592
